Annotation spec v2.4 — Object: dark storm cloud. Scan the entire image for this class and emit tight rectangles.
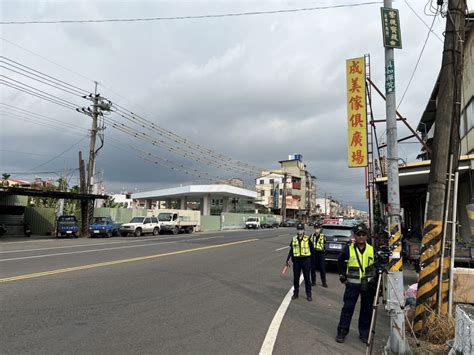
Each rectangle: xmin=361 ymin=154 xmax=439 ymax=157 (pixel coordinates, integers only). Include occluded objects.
xmin=2 ymin=0 xmax=465 ymax=210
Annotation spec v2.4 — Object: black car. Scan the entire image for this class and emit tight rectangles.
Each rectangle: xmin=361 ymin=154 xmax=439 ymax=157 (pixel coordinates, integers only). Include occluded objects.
xmin=280 ymin=219 xmax=297 ymax=227
xmin=322 ymin=224 xmax=354 ymax=261
xmin=261 ymin=218 xmax=279 ymax=229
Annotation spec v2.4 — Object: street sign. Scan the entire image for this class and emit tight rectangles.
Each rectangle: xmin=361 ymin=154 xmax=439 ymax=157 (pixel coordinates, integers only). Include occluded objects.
xmin=381 ymin=7 xmax=402 ymax=49
xmin=386 ymin=59 xmax=395 ymax=93
xmin=273 ymin=187 xmax=279 ymax=209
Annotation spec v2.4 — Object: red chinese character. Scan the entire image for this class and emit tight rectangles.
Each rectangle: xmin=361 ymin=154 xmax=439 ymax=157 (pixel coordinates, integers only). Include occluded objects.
xmin=349 ymin=60 xmax=363 ymax=74
xmin=350 ymin=77 xmax=362 ymax=93
xmin=349 ymin=95 xmax=364 ymax=111
xmin=351 ymin=150 xmax=365 ymax=164
xmin=351 ymin=131 xmax=363 ymax=147
xmin=350 ymin=113 xmax=364 ymax=128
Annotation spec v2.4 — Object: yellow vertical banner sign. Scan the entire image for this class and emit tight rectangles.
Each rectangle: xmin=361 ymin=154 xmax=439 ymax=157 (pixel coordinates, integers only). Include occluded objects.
xmin=346 ymin=57 xmax=368 ymax=168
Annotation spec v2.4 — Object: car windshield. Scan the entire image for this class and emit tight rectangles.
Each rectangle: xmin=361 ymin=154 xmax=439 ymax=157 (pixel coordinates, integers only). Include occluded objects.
xmin=129 ymin=217 xmax=144 ymax=223
xmin=158 ymin=213 xmax=173 ymax=221
xmin=92 ymin=217 xmax=107 ymax=224
xmin=247 ymin=218 xmax=257 ymax=222
xmin=323 ymin=227 xmax=352 ymax=239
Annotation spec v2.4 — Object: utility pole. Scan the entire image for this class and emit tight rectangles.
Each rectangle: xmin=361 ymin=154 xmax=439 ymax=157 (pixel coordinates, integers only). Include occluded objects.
xmin=382 ymin=1 xmax=407 ymax=352
xmin=87 ymin=81 xmax=99 ymax=195
xmin=415 ymin=0 xmax=466 ymax=333
xmin=281 ymin=172 xmax=287 ymax=221
xmin=79 ymin=151 xmax=87 ymax=236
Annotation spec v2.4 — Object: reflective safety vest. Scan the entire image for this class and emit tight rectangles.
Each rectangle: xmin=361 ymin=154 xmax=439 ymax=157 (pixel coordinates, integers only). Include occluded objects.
xmin=311 ymin=233 xmax=325 ymax=251
xmin=346 ymin=243 xmax=375 ymax=284
xmin=292 ymin=235 xmax=311 ymax=257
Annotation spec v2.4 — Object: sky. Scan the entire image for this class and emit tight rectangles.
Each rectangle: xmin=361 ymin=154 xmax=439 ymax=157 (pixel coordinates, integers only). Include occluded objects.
xmin=1 ymin=0 xmax=472 ymax=211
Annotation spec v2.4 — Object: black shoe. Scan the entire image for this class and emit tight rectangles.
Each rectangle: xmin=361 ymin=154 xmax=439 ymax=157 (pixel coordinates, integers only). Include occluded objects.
xmin=291 ymin=294 xmax=298 ymax=300
xmin=322 ymin=283 xmax=328 ymax=288
xmin=307 ymin=296 xmax=312 ymax=302
xmin=311 ymin=282 xmax=316 ymax=286
xmin=359 ymin=335 xmax=368 ymax=344
xmin=335 ymin=330 xmax=346 ymax=343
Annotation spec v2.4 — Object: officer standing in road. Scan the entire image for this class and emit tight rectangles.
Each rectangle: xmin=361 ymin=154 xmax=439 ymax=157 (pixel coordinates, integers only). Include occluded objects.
xmin=335 ymin=224 xmax=376 ymax=344
xmin=310 ymin=223 xmax=328 ymax=288
xmin=285 ymin=223 xmax=313 ymax=301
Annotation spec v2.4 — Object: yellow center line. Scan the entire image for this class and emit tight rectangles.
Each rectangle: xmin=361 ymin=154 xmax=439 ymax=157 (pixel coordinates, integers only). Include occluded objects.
xmin=0 ymin=238 xmax=259 ymax=283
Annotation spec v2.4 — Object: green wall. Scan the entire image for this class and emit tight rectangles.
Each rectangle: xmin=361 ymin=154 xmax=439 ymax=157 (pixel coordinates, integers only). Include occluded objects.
xmin=201 ymin=215 xmax=221 ymax=232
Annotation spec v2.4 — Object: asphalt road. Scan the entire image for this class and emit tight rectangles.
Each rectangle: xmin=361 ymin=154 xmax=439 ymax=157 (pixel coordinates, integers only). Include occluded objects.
xmin=0 ymin=228 xmax=389 ymax=354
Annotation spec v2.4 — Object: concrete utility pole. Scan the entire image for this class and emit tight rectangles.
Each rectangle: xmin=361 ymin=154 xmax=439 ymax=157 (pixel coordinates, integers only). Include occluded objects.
xmin=382 ymin=0 xmax=407 ymax=352
xmin=87 ymin=81 xmax=99 ymax=195
xmin=281 ymin=172 xmax=287 ymax=221
xmin=415 ymin=0 xmax=466 ymax=332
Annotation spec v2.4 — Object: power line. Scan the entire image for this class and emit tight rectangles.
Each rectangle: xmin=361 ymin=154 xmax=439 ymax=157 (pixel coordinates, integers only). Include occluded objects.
xmin=404 ymin=0 xmax=443 ymax=43
xmin=397 ymin=7 xmax=439 ymax=110
xmin=0 ymin=2 xmax=383 ymax=25
xmin=0 ymin=56 xmax=89 ymax=95
xmin=27 ymin=135 xmax=88 ymax=172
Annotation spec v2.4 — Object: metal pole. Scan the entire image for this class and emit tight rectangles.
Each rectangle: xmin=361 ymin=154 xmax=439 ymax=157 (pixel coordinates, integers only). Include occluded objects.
xmin=448 ymin=171 xmax=459 ymax=315
xmin=383 ymin=0 xmax=407 ymax=352
xmin=87 ymin=81 xmax=99 ymax=194
xmin=438 ymin=155 xmax=453 ymax=312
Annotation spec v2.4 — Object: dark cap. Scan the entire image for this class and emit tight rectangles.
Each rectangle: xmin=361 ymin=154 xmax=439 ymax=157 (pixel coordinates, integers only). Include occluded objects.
xmin=353 ymin=224 xmax=368 ymax=235
xmin=296 ymin=223 xmax=305 ymax=230
xmin=314 ymin=222 xmax=322 ymax=228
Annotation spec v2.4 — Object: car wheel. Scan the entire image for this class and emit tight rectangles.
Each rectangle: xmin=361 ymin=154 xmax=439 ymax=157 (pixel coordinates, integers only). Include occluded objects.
xmin=106 ymin=231 xmax=112 ymax=238
xmin=172 ymin=227 xmax=179 ymax=235
xmin=187 ymin=227 xmax=193 ymax=234
xmin=134 ymin=228 xmax=142 ymax=237
xmin=153 ymin=227 xmax=159 ymax=236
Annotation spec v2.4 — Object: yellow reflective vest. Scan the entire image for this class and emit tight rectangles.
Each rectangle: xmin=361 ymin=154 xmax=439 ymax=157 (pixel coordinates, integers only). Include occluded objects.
xmin=311 ymin=233 xmax=325 ymax=251
xmin=346 ymin=243 xmax=375 ymax=284
xmin=292 ymin=235 xmax=311 ymax=257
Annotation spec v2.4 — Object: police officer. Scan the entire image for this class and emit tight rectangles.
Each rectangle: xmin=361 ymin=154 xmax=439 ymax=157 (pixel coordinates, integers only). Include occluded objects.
xmin=285 ymin=223 xmax=313 ymax=301
xmin=310 ymin=223 xmax=327 ymax=287
xmin=336 ymin=224 xmax=375 ymax=344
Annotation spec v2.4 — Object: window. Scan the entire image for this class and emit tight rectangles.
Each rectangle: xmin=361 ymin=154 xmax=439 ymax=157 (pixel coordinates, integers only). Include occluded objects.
xmin=260 ymin=190 xmax=265 ymax=196
xmin=465 ymin=98 xmax=474 ymax=132
xmin=144 ymin=217 xmax=151 ymax=224
xmin=173 ymin=214 xmax=178 ymax=221
xmin=269 ymin=179 xmax=274 ymax=184
xmin=260 ymin=179 xmax=264 ymax=184
xmin=151 ymin=217 xmax=158 ymax=223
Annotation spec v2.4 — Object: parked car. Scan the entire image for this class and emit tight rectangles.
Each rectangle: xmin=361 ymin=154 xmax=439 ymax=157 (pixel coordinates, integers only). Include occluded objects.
xmin=89 ymin=216 xmax=121 ymax=238
xmin=322 ymin=224 xmax=354 ymax=262
xmin=0 ymin=224 xmax=6 ymax=237
xmin=120 ymin=216 xmax=160 ymax=237
xmin=261 ymin=217 xmax=279 ymax=229
xmin=245 ymin=217 xmax=261 ymax=229
xmin=280 ymin=219 xmax=297 ymax=227
xmin=157 ymin=212 xmax=197 ymax=234
xmin=57 ymin=215 xmax=80 ymax=238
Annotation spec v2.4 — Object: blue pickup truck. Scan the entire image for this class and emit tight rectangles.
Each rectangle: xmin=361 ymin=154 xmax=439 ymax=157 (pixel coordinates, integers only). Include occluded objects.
xmin=89 ymin=216 xmax=121 ymax=238
xmin=57 ymin=215 xmax=80 ymax=238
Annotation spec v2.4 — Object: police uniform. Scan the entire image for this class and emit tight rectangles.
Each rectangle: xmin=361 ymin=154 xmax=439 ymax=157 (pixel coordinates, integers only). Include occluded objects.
xmin=310 ymin=227 xmax=327 ymax=287
xmin=336 ymin=224 xmax=375 ymax=344
xmin=286 ymin=224 xmax=313 ymax=301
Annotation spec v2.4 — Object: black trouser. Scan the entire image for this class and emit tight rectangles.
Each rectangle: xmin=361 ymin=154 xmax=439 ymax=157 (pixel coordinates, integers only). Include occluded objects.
xmin=292 ymin=257 xmax=311 ymax=297
xmin=310 ymin=251 xmax=327 ymax=285
xmin=337 ymin=283 xmax=375 ymax=338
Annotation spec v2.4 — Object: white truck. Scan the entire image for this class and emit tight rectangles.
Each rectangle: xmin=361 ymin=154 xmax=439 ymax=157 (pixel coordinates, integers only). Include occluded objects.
xmin=119 ymin=216 xmax=160 ymax=237
xmin=245 ymin=217 xmax=261 ymax=229
xmin=157 ymin=212 xmax=198 ymax=235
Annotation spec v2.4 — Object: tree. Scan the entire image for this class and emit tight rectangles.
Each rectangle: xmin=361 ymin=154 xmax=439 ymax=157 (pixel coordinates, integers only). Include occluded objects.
xmin=102 ymin=196 xmax=126 ymax=208
xmin=1 ymin=173 xmax=10 ymax=186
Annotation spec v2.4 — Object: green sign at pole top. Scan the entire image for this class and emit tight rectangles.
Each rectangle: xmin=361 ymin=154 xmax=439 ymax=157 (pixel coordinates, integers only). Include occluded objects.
xmin=381 ymin=7 xmax=402 ymax=49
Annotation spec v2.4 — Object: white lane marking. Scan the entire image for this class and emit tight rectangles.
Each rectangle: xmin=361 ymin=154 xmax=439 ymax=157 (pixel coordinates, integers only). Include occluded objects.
xmin=0 ymin=234 xmax=198 ymax=254
xmin=0 ymin=239 xmax=55 ymax=245
xmin=277 ymin=234 xmax=289 ymax=237
xmin=0 ymin=236 xmax=223 ymax=262
xmin=274 ymin=246 xmax=289 ymax=251
xmin=259 ymin=275 xmax=304 ymax=355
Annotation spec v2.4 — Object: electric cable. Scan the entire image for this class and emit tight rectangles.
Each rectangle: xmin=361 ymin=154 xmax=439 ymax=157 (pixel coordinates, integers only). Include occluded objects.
xmin=0 ymin=2 xmax=383 ymax=25
xmin=397 ymin=7 xmax=439 ymax=110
